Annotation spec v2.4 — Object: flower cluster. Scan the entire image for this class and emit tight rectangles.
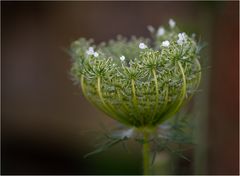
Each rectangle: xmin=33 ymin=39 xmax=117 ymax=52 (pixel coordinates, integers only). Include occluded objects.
xmin=86 ymin=47 xmax=99 ymax=57
xmin=70 ymin=19 xmax=202 ymax=129
xmin=177 ymin=33 xmax=187 ymax=45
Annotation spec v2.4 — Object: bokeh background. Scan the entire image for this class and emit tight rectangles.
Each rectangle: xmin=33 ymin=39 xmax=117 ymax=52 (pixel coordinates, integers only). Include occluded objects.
xmin=1 ymin=1 xmax=239 ymax=175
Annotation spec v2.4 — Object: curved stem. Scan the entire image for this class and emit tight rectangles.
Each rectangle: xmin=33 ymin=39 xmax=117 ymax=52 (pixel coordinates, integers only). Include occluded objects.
xmin=96 ymin=77 xmax=120 ymax=118
xmin=81 ymin=75 xmax=117 ymax=120
xmin=117 ymin=89 xmax=138 ymax=125
xmin=153 ymin=86 xmax=169 ymax=125
xmin=80 ymin=75 xmax=88 ymax=98
xmin=116 ymin=89 xmax=129 ymax=113
xmin=131 ymin=79 xmax=143 ymax=125
xmin=155 ymin=61 xmax=187 ymax=124
xmin=97 ymin=77 xmax=131 ymax=125
xmin=97 ymin=77 xmax=108 ymax=108
xmin=151 ymin=69 xmax=159 ymax=120
xmin=185 ymin=58 xmax=202 ymax=102
xmin=131 ymin=79 xmax=137 ymax=106
xmin=81 ymin=75 xmax=101 ymax=107
xmin=143 ymin=130 xmax=150 ymax=175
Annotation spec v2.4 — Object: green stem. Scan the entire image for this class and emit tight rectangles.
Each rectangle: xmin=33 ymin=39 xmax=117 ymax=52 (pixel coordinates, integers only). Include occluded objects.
xmin=81 ymin=75 xmax=100 ymax=107
xmin=143 ymin=130 xmax=150 ymax=175
xmin=97 ymin=77 xmax=107 ymax=108
xmin=132 ymin=79 xmax=143 ymax=125
xmin=155 ymin=61 xmax=187 ymax=124
xmin=131 ymin=79 xmax=137 ymax=106
xmin=80 ymin=75 xmax=88 ymax=98
xmin=151 ymin=69 xmax=159 ymax=120
xmin=97 ymin=77 xmax=130 ymax=125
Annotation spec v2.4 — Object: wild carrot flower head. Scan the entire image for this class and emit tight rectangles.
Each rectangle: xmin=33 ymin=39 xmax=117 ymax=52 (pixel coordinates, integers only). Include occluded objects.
xmin=70 ymin=19 xmax=202 ymax=129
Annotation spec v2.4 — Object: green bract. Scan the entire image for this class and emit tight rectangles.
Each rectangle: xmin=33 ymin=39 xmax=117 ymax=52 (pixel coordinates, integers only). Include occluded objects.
xmin=70 ymin=22 xmax=201 ymax=129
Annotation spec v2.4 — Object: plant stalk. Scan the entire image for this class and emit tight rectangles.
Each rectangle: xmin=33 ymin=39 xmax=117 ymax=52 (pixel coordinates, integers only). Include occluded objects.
xmin=143 ymin=130 xmax=150 ymax=175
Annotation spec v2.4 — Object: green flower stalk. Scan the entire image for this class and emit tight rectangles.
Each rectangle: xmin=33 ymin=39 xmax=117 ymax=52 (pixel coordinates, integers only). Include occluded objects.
xmin=70 ymin=18 xmax=202 ymax=174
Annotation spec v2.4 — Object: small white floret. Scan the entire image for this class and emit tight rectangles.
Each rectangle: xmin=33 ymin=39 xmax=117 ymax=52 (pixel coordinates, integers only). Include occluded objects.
xmin=139 ymin=43 xmax=147 ymax=49
xmin=86 ymin=47 xmax=95 ymax=55
xmin=162 ymin=40 xmax=170 ymax=47
xmin=88 ymin=47 xmax=94 ymax=52
xmin=169 ymin=18 xmax=176 ymax=28
xmin=178 ymin=32 xmax=186 ymax=40
xmin=120 ymin=55 xmax=125 ymax=61
xmin=177 ymin=32 xmax=187 ymax=45
xmin=157 ymin=27 xmax=165 ymax=36
xmin=93 ymin=52 xmax=99 ymax=57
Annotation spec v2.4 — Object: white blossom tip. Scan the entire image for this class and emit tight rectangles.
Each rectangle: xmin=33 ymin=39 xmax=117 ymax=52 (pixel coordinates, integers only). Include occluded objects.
xmin=169 ymin=18 xmax=176 ymax=28
xmin=162 ymin=40 xmax=170 ymax=47
xmin=86 ymin=47 xmax=95 ymax=55
xmin=93 ymin=52 xmax=99 ymax=57
xmin=177 ymin=32 xmax=187 ymax=45
xmin=88 ymin=47 xmax=94 ymax=52
xmin=139 ymin=42 xmax=148 ymax=49
xmin=157 ymin=27 xmax=165 ymax=36
xmin=120 ymin=55 xmax=125 ymax=61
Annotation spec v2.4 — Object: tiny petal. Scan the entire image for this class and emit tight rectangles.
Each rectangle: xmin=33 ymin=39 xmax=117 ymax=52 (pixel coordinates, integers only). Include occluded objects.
xmin=157 ymin=27 xmax=165 ymax=36
xmin=178 ymin=32 xmax=186 ymax=40
xmin=177 ymin=32 xmax=187 ymax=45
xmin=93 ymin=52 xmax=99 ymax=57
xmin=139 ymin=42 xmax=147 ymax=49
xmin=162 ymin=40 xmax=170 ymax=47
xmin=120 ymin=55 xmax=125 ymax=61
xmin=88 ymin=47 xmax=94 ymax=52
xmin=86 ymin=47 xmax=95 ymax=55
xmin=169 ymin=18 xmax=176 ymax=28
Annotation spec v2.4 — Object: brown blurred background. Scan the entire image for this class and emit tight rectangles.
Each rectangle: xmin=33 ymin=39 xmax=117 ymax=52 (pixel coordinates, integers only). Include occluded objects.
xmin=1 ymin=1 xmax=239 ymax=175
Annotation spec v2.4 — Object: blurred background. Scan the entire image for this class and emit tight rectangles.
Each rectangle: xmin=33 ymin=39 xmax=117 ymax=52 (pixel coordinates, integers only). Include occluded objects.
xmin=1 ymin=1 xmax=239 ymax=175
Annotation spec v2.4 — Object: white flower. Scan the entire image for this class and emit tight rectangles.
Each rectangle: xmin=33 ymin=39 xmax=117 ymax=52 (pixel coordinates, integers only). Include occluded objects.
xmin=157 ymin=27 xmax=165 ymax=36
xmin=169 ymin=18 xmax=176 ymax=28
xmin=147 ymin=25 xmax=155 ymax=33
xmin=177 ymin=32 xmax=187 ymax=45
xmin=86 ymin=47 xmax=99 ymax=57
xmin=93 ymin=52 xmax=99 ymax=57
xmin=178 ymin=32 xmax=186 ymax=40
xmin=86 ymin=47 xmax=95 ymax=55
xmin=162 ymin=40 xmax=170 ymax=47
xmin=120 ymin=55 xmax=125 ymax=61
xmin=139 ymin=42 xmax=147 ymax=49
